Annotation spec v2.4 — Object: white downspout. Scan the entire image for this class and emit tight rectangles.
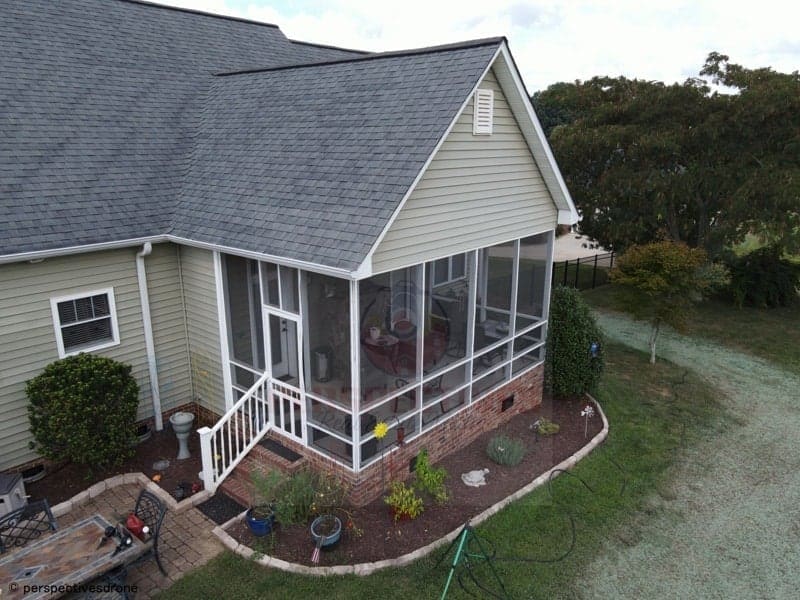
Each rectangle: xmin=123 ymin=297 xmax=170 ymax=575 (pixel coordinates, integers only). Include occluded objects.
xmin=136 ymin=243 xmax=163 ymax=431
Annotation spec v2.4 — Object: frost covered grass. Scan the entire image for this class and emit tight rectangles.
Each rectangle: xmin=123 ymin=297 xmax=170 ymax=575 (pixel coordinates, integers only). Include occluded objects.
xmin=584 ymin=285 xmax=800 ymax=372
xmin=582 ymin=311 xmax=800 ymax=599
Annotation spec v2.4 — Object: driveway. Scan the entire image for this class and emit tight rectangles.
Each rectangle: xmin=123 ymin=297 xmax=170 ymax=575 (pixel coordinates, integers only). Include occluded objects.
xmin=581 ymin=311 xmax=800 ymax=599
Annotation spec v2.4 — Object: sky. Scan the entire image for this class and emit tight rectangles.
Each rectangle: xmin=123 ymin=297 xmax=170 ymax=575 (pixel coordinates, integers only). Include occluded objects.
xmin=159 ymin=0 xmax=799 ymax=92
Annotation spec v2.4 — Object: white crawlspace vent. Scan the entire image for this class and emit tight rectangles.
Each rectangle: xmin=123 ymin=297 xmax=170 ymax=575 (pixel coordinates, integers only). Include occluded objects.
xmin=473 ymin=88 xmax=494 ymax=135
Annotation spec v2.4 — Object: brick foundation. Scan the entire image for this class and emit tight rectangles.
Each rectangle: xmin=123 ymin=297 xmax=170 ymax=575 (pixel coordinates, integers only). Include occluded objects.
xmin=6 ymin=367 xmax=543 ymax=508
xmin=265 ymin=365 xmax=543 ymax=506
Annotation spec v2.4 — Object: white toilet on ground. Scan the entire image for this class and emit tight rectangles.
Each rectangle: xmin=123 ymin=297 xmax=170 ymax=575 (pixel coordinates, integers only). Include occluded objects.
xmin=169 ymin=411 xmax=195 ymax=460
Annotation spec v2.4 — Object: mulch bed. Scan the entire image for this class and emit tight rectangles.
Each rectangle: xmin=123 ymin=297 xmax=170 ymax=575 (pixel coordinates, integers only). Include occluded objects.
xmin=227 ymin=395 xmax=602 ymax=565
xmin=25 ymin=429 xmax=205 ymax=506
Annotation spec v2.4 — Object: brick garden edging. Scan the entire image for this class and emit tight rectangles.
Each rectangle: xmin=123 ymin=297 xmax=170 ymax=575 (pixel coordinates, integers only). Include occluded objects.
xmin=213 ymin=393 xmax=609 ymax=576
xmin=50 ymin=472 xmax=214 ymax=518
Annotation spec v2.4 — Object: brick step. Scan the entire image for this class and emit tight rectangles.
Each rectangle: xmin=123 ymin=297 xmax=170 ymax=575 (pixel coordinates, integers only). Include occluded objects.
xmin=219 ymin=435 xmax=307 ymax=508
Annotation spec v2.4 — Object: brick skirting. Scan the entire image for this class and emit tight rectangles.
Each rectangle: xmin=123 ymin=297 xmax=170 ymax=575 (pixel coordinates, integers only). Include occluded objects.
xmin=269 ymin=365 xmax=544 ymax=506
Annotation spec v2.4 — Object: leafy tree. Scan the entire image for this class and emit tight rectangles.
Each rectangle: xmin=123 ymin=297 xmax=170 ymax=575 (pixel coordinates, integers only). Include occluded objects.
xmin=545 ymin=286 xmax=604 ymax=398
xmin=609 ymin=241 xmax=729 ymax=363
xmin=537 ymin=76 xmax=732 ymax=255
xmin=700 ymin=53 xmax=800 ymax=255
xmin=535 ymin=54 xmax=800 ymax=258
xmin=26 ymin=353 xmax=139 ymax=470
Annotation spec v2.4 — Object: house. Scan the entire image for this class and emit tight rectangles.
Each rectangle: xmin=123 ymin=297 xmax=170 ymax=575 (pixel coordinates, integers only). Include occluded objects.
xmin=1 ymin=0 xmax=578 ymax=504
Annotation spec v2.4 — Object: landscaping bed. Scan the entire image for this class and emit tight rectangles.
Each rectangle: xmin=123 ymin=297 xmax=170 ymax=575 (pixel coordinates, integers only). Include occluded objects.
xmin=25 ymin=428 xmax=204 ymax=505
xmin=226 ymin=394 xmax=602 ymax=565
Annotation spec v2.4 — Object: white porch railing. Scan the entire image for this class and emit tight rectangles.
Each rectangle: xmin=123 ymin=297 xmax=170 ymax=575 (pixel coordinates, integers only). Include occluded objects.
xmin=198 ymin=371 xmax=271 ymax=493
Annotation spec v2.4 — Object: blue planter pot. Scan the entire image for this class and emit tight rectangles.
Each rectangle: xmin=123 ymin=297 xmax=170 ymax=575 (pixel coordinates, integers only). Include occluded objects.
xmin=310 ymin=515 xmax=342 ymax=547
xmin=246 ymin=508 xmax=275 ymax=537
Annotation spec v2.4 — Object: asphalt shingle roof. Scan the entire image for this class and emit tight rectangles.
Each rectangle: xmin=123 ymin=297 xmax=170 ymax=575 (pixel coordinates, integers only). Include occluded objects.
xmin=1 ymin=0 xmax=502 ymax=271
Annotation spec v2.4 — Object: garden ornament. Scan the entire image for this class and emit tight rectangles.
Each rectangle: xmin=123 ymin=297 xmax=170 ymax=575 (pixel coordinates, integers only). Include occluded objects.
xmin=461 ymin=468 xmax=490 ymax=487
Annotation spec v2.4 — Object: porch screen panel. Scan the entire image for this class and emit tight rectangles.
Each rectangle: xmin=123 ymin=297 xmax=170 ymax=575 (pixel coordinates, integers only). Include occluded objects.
xmin=516 ymin=233 xmax=549 ymax=329
xmin=358 ymin=266 xmax=422 ymax=405
xmin=474 ymin=241 xmax=514 ymax=352
xmin=224 ymin=255 xmax=265 ymax=387
xmin=423 ymin=252 xmax=473 ymax=375
xmin=304 ymin=273 xmax=352 ymax=407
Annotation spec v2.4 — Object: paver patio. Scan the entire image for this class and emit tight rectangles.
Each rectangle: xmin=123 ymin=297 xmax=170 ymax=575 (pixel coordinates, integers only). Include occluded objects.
xmin=55 ymin=483 xmax=223 ymax=598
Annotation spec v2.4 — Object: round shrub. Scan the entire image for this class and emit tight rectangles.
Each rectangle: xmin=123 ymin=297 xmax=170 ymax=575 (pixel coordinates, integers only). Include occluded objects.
xmin=545 ymin=285 xmax=605 ymax=398
xmin=486 ymin=435 xmax=526 ymax=466
xmin=723 ymin=245 xmax=799 ymax=308
xmin=26 ymin=353 xmax=139 ymax=469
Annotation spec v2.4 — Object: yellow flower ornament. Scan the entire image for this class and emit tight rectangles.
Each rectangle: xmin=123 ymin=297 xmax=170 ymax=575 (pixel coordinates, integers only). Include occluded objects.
xmin=373 ymin=421 xmax=389 ymax=440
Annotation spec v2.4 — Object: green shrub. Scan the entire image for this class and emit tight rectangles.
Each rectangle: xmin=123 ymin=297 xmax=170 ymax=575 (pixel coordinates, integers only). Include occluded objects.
xmin=280 ymin=470 xmax=317 ymax=525
xmin=535 ymin=417 xmax=560 ymax=436
xmin=413 ymin=449 xmax=448 ymax=504
xmin=26 ymin=353 xmax=139 ymax=470
xmin=545 ymin=285 xmax=605 ymax=398
xmin=486 ymin=435 xmax=526 ymax=466
xmin=724 ymin=245 xmax=799 ymax=307
xmin=384 ymin=481 xmax=424 ymax=521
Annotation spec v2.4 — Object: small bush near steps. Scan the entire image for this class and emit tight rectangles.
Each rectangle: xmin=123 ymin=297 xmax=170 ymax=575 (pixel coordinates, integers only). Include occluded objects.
xmin=486 ymin=435 xmax=526 ymax=466
xmin=26 ymin=353 xmax=139 ymax=470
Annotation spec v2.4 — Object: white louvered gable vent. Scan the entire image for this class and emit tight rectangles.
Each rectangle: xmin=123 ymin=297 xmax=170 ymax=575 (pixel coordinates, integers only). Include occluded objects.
xmin=473 ymin=88 xmax=494 ymax=135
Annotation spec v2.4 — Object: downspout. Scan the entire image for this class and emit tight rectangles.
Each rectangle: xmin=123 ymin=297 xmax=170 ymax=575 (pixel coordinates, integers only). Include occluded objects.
xmin=136 ymin=243 xmax=163 ymax=431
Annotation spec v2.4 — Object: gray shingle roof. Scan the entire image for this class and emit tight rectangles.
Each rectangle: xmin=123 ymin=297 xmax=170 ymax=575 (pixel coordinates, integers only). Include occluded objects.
xmin=1 ymin=0 xmax=502 ymax=271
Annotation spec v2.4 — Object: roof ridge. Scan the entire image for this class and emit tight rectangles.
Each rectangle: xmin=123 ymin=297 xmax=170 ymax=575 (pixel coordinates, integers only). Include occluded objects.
xmin=215 ymin=36 xmax=506 ymax=77
xmin=115 ymin=0 xmax=280 ymax=30
xmin=288 ymin=39 xmax=368 ymax=56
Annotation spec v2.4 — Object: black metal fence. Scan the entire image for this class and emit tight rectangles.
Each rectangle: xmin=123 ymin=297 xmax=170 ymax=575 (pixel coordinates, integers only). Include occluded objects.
xmin=552 ymin=251 xmax=615 ymax=291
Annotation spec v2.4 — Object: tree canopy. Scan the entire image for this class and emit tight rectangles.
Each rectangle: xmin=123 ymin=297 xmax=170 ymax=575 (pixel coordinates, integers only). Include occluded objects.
xmin=533 ymin=54 xmax=800 ymax=257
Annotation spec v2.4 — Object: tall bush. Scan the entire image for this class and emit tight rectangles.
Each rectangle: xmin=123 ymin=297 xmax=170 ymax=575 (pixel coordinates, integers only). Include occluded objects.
xmin=545 ymin=286 xmax=604 ymax=398
xmin=26 ymin=353 xmax=139 ymax=469
xmin=724 ymin=245 xmax=799 ymax=308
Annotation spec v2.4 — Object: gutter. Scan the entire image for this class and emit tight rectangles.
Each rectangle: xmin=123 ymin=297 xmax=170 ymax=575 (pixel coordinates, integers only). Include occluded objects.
xmin=136 ymin=242 xmax=163 ymax=431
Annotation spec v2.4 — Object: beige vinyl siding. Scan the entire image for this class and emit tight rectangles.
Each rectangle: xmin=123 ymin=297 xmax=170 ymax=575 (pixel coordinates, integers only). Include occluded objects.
xmin=179 ymin=246 xmax=226 ymax=415
xmin=0 ymin=249 xmax=151 ymax=470
xmin=371 ymin=67 xmax=558 ymax=274
xmin=145 ymin=243 xmax=193 ymax=413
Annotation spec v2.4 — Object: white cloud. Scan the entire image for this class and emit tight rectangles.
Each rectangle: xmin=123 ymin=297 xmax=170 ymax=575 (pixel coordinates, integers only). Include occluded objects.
xmin=160 ymin=0 xmax=800 ymax=90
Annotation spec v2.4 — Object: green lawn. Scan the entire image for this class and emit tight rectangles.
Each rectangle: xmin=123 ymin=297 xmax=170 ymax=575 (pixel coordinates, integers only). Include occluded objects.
xmin=583 ymin=286 xmax=800 ymax=373
xmin=159 ymin=342 xmax=727 ymax=599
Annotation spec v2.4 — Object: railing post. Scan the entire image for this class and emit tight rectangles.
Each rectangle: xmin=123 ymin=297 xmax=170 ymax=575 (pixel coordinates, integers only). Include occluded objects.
xmin=574 ymin=256 xmax=580 ymax=288
xmin=562 ymin=259 xmax=568 ymax=286
xmin=592 ymin=253 xmax=598 ymax=289
xmin=198 ymin=426 xmax=216 ymax=492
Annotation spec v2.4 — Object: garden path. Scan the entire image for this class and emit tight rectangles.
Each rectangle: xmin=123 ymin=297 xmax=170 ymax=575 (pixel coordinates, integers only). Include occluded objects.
xmin=581 ymin=311 xmax=800 ymax=599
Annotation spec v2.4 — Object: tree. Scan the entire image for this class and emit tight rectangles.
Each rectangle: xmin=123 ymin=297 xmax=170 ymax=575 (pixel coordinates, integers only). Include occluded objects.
xmin=535 ymin=55 xmax=800 ymax=258
xmin=545 ymin=286 xmax=605 ymax=398
xmin=609 ymin=241 xmax=728 ymax=364
xmin=700 ymin=53 xmax=800 ymax=255
xmin=536 ymin=75 xmax=733 ymax=255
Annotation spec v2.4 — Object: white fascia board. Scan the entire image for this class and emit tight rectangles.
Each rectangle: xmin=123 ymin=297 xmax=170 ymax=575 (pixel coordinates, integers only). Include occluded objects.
xmin=494 ymin=43 xmax=580 ymax=225
xmin=0 ymin=234 xmax=358 ymax=280
xmin=357 ymin=44 xmax=505 ymax=275
xmin=0 ymin=236 xmax=166 ymax=265
xmin=165 ymin=235 xmax=355 ymax=279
